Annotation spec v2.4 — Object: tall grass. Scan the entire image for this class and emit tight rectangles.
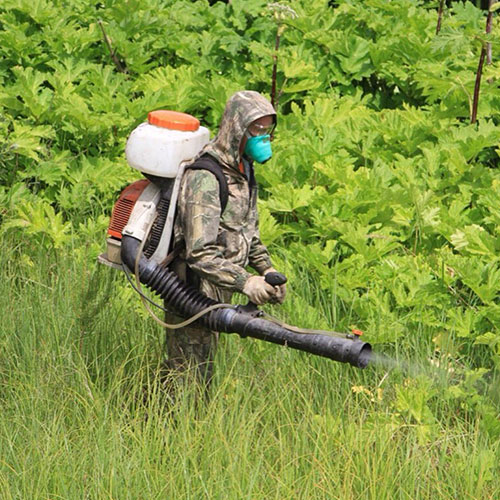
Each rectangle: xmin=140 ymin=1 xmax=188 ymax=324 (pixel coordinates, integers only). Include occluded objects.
xmin=1 ymin=236 xmax=499 ymax=499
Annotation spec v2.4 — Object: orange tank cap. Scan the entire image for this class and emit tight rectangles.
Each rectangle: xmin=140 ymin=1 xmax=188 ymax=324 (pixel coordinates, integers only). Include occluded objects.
xmin=148 ymin=110 xmax=200 ymax=131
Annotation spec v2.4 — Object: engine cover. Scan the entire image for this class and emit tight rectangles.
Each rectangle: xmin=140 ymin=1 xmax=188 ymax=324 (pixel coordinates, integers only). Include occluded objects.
xmin=98 ymin=179 xmax=160 ymax=268
xmin=107 ymin=179 xmax=151 ymax=239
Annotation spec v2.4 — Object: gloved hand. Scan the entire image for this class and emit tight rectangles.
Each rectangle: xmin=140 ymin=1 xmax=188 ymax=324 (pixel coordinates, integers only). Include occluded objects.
xmin=263 ymin=267 xmax=287 ymax=304
xmin=242 ymin=275 xmax=276 ymax=305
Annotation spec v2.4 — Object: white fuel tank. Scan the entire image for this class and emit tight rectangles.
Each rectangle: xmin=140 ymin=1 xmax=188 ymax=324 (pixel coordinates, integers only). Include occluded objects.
xmin=125 ymin=110 xmax=210 ymax=178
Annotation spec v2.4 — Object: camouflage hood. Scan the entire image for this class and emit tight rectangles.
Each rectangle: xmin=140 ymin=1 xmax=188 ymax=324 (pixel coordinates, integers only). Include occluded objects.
xmin=202 ymin=90 xmax=276 ymax=171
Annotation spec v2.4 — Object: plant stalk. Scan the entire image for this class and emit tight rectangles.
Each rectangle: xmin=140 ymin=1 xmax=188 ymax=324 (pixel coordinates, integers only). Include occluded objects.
xmin=98 ymin=20 xmax=128 ymax=74
xmin=471 ymin=3 xmax=495 ymax=123
xmin=486 ymin=0 xmax=494 ymax=65
xmin=471 ymin=45 xmax=486 ymax=124
xmin=436 ymin=0 xmax=445 ymax=35
xmin=271 ymin=27 xmax=281 ymax=110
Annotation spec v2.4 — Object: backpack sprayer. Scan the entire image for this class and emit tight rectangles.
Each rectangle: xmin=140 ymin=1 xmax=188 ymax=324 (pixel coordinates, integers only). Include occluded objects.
xmin=98 ymin=110 xmax=372 ymax=369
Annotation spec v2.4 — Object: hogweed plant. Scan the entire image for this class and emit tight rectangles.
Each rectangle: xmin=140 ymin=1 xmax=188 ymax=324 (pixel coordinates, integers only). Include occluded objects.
xmin=471 ymin=1 xmax=499 ymax=123
xmin=267 ymin=2 xmax=298 ymax=110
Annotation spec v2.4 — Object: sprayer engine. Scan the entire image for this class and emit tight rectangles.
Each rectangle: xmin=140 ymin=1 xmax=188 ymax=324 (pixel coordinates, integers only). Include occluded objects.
xmin=98 ymin=110 xmax=210 ymax=270
xmin=98 ymin=110 xmax=372 ymax=369
xmin=100 ymin=177 xmax=172 ymax=270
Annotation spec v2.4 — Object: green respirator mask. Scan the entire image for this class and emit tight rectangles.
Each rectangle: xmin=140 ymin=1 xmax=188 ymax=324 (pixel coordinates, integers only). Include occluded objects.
xmin=243 ymin=132 xmax=272 ymax=163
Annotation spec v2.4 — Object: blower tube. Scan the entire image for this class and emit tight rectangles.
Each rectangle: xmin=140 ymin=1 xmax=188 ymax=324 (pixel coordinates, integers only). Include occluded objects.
xmin=121 ymin=235 xmax=372 ymax=368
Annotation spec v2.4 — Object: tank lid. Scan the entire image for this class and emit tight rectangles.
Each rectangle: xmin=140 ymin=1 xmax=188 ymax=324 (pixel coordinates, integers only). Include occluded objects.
xmin=147 ymin=110 xmax=200 ymax=131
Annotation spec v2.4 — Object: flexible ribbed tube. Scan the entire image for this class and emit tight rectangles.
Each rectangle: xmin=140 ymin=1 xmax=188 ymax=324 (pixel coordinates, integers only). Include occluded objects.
xmin=121 ymin=236 xmax=224 ymax=329
xmin=121 ymin=235 xmax=372 ymax=368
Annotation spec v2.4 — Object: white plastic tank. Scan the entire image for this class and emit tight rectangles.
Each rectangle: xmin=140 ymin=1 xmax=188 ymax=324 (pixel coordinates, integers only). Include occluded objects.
xmin=125 ymin=110 xmax=210 ymax=178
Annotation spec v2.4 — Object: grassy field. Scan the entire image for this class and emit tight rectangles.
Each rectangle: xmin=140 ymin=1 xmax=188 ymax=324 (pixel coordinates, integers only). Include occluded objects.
xmin=1 ymin=237 xmax=499 ymax=500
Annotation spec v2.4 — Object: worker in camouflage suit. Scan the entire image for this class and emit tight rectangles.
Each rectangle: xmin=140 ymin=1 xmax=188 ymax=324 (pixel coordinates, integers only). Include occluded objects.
xmin=165 ymin=90 xmax=286 ymax=388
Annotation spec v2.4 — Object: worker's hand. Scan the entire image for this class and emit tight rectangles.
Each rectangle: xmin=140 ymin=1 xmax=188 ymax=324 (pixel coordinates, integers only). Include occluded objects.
xmin=263 ymin=267 xmax=287 ymax=304
xmin=242 ymin=275 xmax=277 ymax=305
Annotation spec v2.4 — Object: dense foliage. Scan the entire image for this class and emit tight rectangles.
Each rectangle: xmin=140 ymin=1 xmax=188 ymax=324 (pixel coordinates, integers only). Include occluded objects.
xmin=1 ymin=0 xmax=500 ymax=478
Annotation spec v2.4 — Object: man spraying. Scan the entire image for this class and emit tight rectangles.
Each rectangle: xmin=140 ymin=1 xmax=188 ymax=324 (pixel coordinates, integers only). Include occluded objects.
xmin=165 ymin=90 xmax=287 ymax=386
xmin=103 ymin=91 xmax=371 ymax=389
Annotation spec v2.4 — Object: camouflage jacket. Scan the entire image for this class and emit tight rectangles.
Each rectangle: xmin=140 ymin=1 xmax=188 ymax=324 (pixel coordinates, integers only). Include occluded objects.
xmin=173 ymin=91 xmax=275 ymax=292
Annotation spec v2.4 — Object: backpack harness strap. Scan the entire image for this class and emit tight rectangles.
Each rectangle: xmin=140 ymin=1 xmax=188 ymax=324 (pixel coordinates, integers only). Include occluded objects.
xmin=185 ymin=154 xmax=229 ymax=214
xmin=164 ymin=154 xmax=229 ymax=267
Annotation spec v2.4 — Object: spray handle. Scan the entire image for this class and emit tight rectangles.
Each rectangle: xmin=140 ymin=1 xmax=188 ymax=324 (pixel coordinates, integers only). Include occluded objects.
xmin=237 ymin=273 xmax=287 ymax=317
xmin=264 ymin=271 xmax=287 ymax=287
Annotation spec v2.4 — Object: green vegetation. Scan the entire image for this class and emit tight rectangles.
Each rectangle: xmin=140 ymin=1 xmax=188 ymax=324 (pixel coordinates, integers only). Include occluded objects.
xmin=2 ymin=236 xmax=499 ymax=499
xmin=1 ymin=0 xmax=500 ymax=497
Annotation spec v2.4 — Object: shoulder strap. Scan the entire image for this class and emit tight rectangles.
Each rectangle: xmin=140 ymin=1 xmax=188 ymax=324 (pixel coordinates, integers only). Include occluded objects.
xmin=185 ymin=154 xmax=229 ymax=214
